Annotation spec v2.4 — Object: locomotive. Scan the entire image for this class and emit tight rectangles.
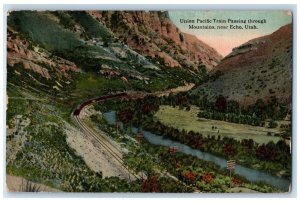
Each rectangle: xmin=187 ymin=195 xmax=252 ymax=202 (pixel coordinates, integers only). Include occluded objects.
xmin=73 ymin=92 xmax=128 ymax=116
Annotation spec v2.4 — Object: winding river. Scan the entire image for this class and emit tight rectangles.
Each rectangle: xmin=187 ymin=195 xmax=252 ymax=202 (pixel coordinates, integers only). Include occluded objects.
xmin=103 ymin=111 xmax=290 ymax=191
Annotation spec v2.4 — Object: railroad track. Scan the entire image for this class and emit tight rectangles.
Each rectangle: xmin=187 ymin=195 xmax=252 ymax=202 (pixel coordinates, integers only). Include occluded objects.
xmin=73 ymin=102 xmax=141 ymax=181
xmin=72 ymin=85 xmax=194 ymax=182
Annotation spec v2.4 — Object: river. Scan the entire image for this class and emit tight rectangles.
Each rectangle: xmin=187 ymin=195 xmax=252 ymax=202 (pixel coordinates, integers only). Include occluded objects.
xmin=103 ymin=111 xmax=290 ymax=191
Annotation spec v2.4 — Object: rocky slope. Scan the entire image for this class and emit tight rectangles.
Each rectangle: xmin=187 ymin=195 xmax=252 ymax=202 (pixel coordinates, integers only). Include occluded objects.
xmin=7 ymin=11 xmax=223 ymax=93
xmin=7 ymin=28 xmax=78 ymax=80
xmin=193 ymin=24 xmax=292 ymax=106
xmin=6 ymin=11 xmax=223 ymax=192
xmin=89 ymin=11 xmax=222 ymax=71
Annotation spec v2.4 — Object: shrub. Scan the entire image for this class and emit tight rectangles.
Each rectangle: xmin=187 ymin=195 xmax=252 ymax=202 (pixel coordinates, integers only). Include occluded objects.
xmin=268 ymin=120 xmax=278 ymax=128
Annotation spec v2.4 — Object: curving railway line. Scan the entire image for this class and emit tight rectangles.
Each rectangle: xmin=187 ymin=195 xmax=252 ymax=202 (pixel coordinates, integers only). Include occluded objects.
xmin=72 ymin=84 xmax=195 ymax=182
xmin=73 ymin=93 xmax=141 ymax=181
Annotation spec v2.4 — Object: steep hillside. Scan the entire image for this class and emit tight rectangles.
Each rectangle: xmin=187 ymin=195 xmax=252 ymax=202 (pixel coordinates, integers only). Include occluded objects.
xmin=89 ymin=11 xmax=222 ymax=71
xmin=7 ymin=11 xmax=223 ymax=101
xmin=193 ymin=24 xmax=292 ymax=106
xmin=7 ymin=27 xmax=78 ymax=79
xmin=7 ymin=11 xmax=223 ymax=190
xmin=6 ymin=11 xmax=291 ymax=193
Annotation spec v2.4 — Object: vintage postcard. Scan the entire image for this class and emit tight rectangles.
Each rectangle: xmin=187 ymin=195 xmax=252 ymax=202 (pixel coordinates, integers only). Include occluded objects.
xmin=6 ymin=10 xmax=292 ymax=193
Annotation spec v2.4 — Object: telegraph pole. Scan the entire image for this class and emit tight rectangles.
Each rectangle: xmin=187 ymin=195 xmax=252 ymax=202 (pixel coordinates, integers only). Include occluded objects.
xmin=226 ymin=160 xmax=236 ymax=189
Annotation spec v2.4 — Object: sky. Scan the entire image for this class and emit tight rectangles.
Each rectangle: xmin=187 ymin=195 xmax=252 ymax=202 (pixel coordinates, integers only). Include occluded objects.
xmin=169 ymin=10 xmax=292 ymax=56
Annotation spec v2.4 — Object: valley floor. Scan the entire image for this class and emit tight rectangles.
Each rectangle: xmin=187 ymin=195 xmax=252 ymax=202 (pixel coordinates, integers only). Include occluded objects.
xmin=155 ymin=105 xmax=284 ymax=144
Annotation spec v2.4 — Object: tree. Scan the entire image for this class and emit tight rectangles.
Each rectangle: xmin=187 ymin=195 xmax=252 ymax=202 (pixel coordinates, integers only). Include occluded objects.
xmin=185 ymin=105 xmax=191 ymax=111
xmin=183 ymin=170 xmax=196 ymax=184
xmin=241 ymin=139 xmax=254 ymax=152
xmin=201 ymin=172 xmax=214 ymax=184
xmin=223 ymin=143 xmax=236 ymax=158
xmin=215 ymin=95 xmax=227 ymax=112
xmin=253 ymin=99 xmax=265 ymax=118
xmin=227 ymin=100 xmax=240 ymax=114
xmin=140 ymin=176 xmax=161 ymax=192
xmin=268 ymin=120 xmax=278 ymax=128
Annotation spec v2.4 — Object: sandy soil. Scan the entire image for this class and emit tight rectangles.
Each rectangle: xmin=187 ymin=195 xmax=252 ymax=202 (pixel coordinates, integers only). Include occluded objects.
xmin=6 ymin=175 xmax=60 ymax=192
xmin=65 ymin=119 xmax=132 ymax=180
xmin=151 ymin=83 xmax=195 ymax=97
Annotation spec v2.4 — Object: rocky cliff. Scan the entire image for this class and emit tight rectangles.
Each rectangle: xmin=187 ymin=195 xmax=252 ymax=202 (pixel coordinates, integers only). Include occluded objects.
xmin=7 ymin=11 xmax=222 ymax=87
xmin=89 ymin=11 xmax=222 ymax=71
xmin=7 ymin=28 xmax=78 ymax=80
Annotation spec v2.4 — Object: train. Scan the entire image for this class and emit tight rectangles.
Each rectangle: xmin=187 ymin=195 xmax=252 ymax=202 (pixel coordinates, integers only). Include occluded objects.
xmin=73 ymin=92 xmax=128 ymax=116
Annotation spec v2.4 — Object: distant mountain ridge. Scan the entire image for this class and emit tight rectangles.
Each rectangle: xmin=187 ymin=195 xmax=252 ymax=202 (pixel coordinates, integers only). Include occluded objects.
xmin=212 ymin=23 xmax=292 ymax=74
xmin=193 ymin=23 xmax=292 ymax=106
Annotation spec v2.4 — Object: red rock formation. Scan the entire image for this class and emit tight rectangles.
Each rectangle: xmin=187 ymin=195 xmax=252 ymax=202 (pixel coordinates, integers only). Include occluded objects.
xmin=7 ymin=28 xmax=78 ymax=79
xmin=89 ymin=11 xmax=222 ymax=71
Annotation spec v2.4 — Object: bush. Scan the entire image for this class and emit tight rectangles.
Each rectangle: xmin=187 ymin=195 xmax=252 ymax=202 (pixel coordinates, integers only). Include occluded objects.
xmin=268 ymin=120 xmax=278 ymax=128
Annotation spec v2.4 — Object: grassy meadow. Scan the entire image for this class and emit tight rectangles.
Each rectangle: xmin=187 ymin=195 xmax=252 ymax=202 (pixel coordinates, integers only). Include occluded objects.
xmin=154 ymin=105 xmax=283 ymax=144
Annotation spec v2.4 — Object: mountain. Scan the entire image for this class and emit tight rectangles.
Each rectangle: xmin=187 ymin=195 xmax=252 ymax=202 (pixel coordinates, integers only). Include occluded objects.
xmin=6 ymin=11 xmax=223 ymax=192
xmin=7 ymin=11 xmax=222 ymax=100
xmin=89 ymin=11 xmax=222 ymax=71
xmin=193 ymin=24 xmax=292 ymax=106
xmin=7 ymin=27 xmax=78 ymax=80
xmin=6 ymin=11 xmax=292 ymax=192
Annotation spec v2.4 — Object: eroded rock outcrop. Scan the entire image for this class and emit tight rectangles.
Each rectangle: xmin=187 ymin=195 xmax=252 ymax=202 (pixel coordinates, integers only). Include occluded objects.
xmin=89 ymin=11 xmax=222 ymax=71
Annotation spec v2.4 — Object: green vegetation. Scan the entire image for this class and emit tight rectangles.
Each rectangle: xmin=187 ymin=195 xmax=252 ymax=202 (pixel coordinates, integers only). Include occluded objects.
xmin=7 ymin=11 xmax=202 ymax=96
xmin=8 ymin=11 xmax=83 ymax=51
xmin=268 ymin=120 xmax=278 ymax=128
xmin=89 ymin=106 xmax=279 ymax=193
xmin=102 ymin=96 xmax=290 ymax=178
xmin=155 ymin=105 xmax=282 ymax=144
xmin=6 ymin=84 xmax=141 ymax=192
xmin=69 ymin=11 xmax=112 ymax=40
xmin=53 ymin=11 xmax=77 ymax=31
xmin=6 ymin=10 xmax=291 ymax=193
xmin=6 ymin=10 xmax=203 ymax=192
xmin=8 ymin=11 xmax=116 ymax=73
xmin=192 ymin=95 xmax=289 ymax=126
